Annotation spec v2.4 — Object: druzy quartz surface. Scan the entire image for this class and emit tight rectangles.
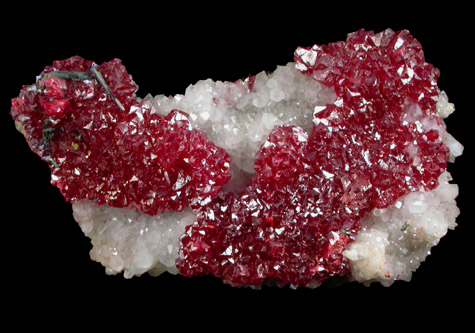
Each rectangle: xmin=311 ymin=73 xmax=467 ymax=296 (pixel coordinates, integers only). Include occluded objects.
xmin=10 ymin=29 xmax=462 ymax=288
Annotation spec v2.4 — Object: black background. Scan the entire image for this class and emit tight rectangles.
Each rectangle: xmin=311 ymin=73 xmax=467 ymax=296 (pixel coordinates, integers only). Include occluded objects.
xmin=2 ymin=4 xmax=472 ymax=325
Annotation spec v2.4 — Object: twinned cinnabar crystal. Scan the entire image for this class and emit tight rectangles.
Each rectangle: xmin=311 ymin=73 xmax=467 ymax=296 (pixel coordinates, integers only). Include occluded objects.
xmin=176 ymin=29 xmax=449 ymax=287
xmin=11 ymin=56 xmax=231 ymax=215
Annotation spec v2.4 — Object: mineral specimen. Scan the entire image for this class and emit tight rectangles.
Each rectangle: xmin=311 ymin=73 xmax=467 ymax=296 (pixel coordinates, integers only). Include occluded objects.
xmin=11 ymin=28 xmax=463 ymax=288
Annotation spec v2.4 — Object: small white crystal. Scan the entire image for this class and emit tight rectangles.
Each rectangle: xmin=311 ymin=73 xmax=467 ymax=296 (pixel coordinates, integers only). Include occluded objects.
xmin=436 ymin=90 xmax=455 ymax=118
xmin=270 ymin=88 xmax=285 ymax=102
xmin=443 ymin=133 xmax=464 ymax=162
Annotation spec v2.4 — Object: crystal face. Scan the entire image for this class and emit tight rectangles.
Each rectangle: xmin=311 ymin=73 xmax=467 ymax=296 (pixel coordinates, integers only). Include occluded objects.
xmin=10 ymin=29 xmax=462 ymax=288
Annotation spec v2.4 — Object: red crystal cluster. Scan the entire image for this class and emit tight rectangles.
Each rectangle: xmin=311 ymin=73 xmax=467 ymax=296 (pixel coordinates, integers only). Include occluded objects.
xmin=11 ymin=56 xmax=231 ymax=215
xmin=11 ymin=29 xmax=450 ymax=287
xmin=176 ymin=29 xmax=449 ymax=287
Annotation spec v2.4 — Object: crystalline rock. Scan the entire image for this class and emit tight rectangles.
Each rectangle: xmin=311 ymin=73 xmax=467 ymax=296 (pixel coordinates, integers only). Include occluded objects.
xmin=10 ymin=29 xmax=463 ymax=288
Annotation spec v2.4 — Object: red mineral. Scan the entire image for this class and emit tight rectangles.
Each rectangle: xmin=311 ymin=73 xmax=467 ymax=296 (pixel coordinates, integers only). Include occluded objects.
xmin=11 ymin=56 xmax=231 ymax=215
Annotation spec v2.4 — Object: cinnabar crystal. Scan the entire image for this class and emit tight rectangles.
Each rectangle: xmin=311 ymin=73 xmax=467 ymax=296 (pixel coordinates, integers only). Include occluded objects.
xmin=11 ymin=56 xmax=231 ymax=215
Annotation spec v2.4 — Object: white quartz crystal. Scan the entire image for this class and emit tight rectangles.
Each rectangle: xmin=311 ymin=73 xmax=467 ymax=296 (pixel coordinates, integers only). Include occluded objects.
xmin=436 ymin=90 xmax=455 ymax=119
xmin=444 ymin=132 xmax=464 ymax=162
